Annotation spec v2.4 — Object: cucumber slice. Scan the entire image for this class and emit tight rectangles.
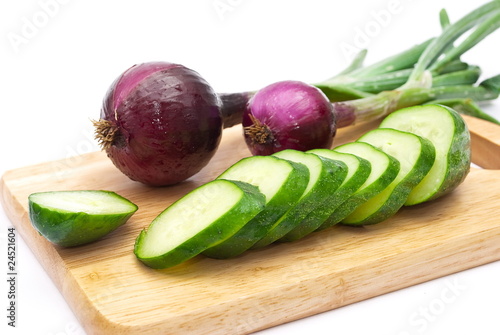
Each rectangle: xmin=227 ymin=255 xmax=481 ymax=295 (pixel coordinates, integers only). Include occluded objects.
xmin=134 ymin=180 xmax=265 ymax=269
xmin=344 ymin=128 xmax=436 ymax=225
xmin=202 ymin=156 xmax=309 ymax=259
xmin=379 ymin=104 xmax=471 ymax=205
xmin=318 ymin=141 xmax=400 ymax=228
xmin=28 ymin=190 xmax=138 ymax=247
xmin=251 ymin=150 xmax=347 ymax=249
xmin=280 ymin=150 xmax=371 ymax=241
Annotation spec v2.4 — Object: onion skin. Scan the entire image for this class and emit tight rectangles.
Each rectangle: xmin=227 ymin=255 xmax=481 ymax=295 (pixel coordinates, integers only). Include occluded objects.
xmin=97 ymin=62 xmax=222 ymax=186
xmin=242 ymin=80 xmax=336 ymax=156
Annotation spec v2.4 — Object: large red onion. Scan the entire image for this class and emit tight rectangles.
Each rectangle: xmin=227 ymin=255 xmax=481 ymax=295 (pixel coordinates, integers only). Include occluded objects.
xmin=242 ymin=80 xmax=336 ymax=156
xmin=94 ymin=62 xmax=222 ymax=186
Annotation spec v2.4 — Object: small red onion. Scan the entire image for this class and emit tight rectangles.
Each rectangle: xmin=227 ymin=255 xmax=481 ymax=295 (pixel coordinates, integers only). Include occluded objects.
xmin=242 ymin=80 xmax=336 ymax=155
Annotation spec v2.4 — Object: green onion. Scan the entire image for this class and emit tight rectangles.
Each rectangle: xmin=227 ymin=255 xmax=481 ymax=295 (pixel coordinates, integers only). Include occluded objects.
xmin=325 ymin=1 xmax=500 ymax=127
xmin=424 ymin=98 xmax=500 ymax=125
xmin=220 ymin=2 xmax=500 ymax=129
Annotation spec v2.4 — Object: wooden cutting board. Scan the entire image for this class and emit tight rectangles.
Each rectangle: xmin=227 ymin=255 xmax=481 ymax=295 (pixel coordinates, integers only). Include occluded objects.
xmin=1 ymin=115 xmax=500 ymax=335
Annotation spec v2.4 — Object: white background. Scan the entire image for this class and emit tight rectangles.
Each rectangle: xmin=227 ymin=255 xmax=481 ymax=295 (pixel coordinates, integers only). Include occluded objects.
xmin=1 ymin=0 xmax=500 ymax=334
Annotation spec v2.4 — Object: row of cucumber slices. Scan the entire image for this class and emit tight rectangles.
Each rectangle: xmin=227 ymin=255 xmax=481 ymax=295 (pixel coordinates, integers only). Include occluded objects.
xmin=27 ymin=104 xmax=470 ymax=266
xmin=134 ymin=104 xmax=471 ymax=268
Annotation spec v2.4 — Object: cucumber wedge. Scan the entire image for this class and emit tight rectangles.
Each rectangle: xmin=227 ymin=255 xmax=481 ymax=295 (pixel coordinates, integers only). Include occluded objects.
xmin=134 ymin=179 xmax=265 ymax=269
xmin=318 ymin=141 xmax=400 ymax=228
xmin=280 ymin=150 xmax=371 ymax=241
xmin=28 ymin=190 xmax=138 ymax=247
xmin=379 ymin=104 xmax=471 ymax=205
xmin=202 ymin=156 xmax=309 ymax=259
xmin=344 ymin=128 xmax=436 ymax=225
xmin=251 ymin=150 xmax=347 ymax=249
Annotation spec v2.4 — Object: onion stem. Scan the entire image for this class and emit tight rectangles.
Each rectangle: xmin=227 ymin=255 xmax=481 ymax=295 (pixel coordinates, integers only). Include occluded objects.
xmin=431 ymin=66 xmax=481 ymax=87
xmin=335 ymin=49 xmax=368 ymax=76
xmin=219 ymin=91 xmax=255 ymax=128
xmin=334 ymin=75 xmax=500 ymax=127
xmin=332 ymin=1 xmax=500 ymax=126
xmin=424 ymin=98 xmax=500 ymax=125
xmin=408 ymin=2 xmax=500 ymax=84
xmin=430 ymin=10 xmax=500 ymax=73
xmin=346 ymin=39 xmax=433 ymax=79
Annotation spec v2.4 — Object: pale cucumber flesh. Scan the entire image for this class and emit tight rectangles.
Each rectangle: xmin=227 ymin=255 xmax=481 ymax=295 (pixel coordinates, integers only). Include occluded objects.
xmin=281 ymin=149 xmax=370 ymax=241
xmin=217 ymin=156 xmax=299 ymax=200
xmin=336 ymin=143 xmax=395 ymax=192
xmin=252 ymin=150 xmax=346 ymax=248
xmin=321 ymin=141 xmax=400 ymax=227
xmin=344 ymin=128 xmax=435 ymax=225
xmin=135 ymin=179 xmax=265 ymax=268
xmin=29 ymin=190 xmax=137 ymax=215
xmin=137 ymin=181 xmax=244 ymax=257
xmin=202 ymin=156 xmax=309 ymax=258
xmin=379 ymin=104 xmax=470 ymax=205
xmin=273 ymin=150 xmax=323 ymax=197
xmin=28 ymin=190 xmax=138 ymax=247
xmin=307 ymin=150 xmax=364 ymax=189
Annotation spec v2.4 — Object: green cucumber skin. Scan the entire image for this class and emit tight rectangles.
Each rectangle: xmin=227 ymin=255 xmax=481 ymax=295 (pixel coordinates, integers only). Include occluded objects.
xmin=28 ymin=191 xmax=137 ymax=247
xmin=202 ymin=159 xmax=310 ymax=259
xmin=251 ymin=152 xmax=348 ymax=249
xmin=436 ymin=107 xmax=470 ymax=200
xmin=135 ymin=180 xmax=265 ymax=269
xmin=380 ymin=104 xmax=471 ymax=203
xmin=280 ymin=150 xmax=371 ymax=242
xmin=349 ymin=129 xmax=436 ymax=225
xmin=323 ymin=142 xmax=400 ymax=228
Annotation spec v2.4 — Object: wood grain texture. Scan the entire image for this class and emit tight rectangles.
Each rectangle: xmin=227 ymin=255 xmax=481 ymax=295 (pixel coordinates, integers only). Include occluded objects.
xmin=1 ymin=115 xmax=499 ymax=335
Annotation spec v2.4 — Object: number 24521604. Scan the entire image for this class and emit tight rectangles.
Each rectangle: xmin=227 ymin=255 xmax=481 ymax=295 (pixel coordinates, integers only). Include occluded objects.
xmin=7 ymin=228 xmax=16 ymax=272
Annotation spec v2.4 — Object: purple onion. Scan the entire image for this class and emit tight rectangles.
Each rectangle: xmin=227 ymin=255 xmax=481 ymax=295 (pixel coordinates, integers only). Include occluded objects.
xmin=94 ymin=61 xmax=222 ymax=186
xmin=242 ymin=80 xmax=336 ymax=155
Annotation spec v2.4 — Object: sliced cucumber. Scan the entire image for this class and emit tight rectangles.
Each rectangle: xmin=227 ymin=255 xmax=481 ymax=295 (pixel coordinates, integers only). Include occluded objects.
xmin=134 ymin=179 xmax=265 ymax=269
xmin=318 ymin=141 xmax=400 ymax=228
xmin=343 ymin=128 xmax=436 ymax=225
xmin=280 ymin=150 xmax=371 ymax=241
xmin=202 ymin=156 xmax=309 ymax=259
xmin=28 ymin=190 xmax=138 ymax=247
xmin=251 ymin=150 xmax=347 ymax=249
xmin=379 ymin=104 xmax=471 ymax=205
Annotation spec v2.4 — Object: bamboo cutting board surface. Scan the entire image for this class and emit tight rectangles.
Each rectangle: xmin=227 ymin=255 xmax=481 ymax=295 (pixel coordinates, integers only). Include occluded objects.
xmin=1 ymin=115 xmax=500 ymax=334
